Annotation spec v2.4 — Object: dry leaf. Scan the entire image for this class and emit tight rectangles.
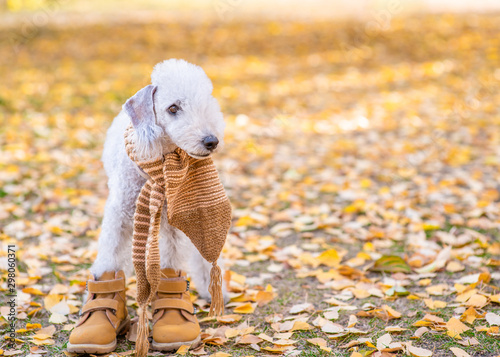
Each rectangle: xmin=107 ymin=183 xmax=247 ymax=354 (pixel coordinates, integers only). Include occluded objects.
xmin=371 ymin=256 xmax=412 ymax=273
xmin=450 ymin=347 xmax=471 ymax=357
xmin=289 ymin=303 xmax=314 ymax=314
xmin=446 ymin=261 xmax=465 ymax=273
xmin=48 ymin=313 xmax=67 ymax=324
xmin=317 ymin=249 xmax=341 ymax=267
xmin=465 ymin=294 xmax=488 ymax=308
xmin=407 ymin=344 xmax=433 ymax=356
xmin=175 ymin=345 xmax=190 ymax=355
xmin=236 ymin=334 xmax=263 ymax=344
xmin=412 ymin=327 xmax=429 ymax=339
xmin=233 ymin=303 xmax=256 ymax=314
xmin=486 ymin=312 xmax=500 ymax=326
xmin=217 ymin=314 xmax=243 ymax=323
xmin=446 ymin=318 xmax=470 ymax=338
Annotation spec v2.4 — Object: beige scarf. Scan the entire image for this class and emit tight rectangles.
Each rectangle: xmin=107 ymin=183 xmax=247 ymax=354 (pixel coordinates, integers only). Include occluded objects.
xmin=124 ymin=124 xmax=231 ymax=356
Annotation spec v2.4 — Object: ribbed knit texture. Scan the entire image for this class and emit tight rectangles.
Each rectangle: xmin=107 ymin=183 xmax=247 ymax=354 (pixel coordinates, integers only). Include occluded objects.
xmin=124 ymin=124 xmax=231 ymax=357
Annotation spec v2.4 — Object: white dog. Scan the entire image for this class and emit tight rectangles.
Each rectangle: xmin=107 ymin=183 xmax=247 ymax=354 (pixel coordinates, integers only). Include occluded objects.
xmin=92 ymin=59 xmax=227 ymax=300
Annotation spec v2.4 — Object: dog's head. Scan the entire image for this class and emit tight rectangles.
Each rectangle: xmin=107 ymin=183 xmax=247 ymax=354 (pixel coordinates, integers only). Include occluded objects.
xmin=123 ymin=59 xmax=225 ymax=160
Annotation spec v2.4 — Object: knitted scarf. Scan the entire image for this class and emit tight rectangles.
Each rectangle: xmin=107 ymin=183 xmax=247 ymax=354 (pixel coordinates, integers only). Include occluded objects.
xmin=124 ymin=124 xmax=231 ymax=356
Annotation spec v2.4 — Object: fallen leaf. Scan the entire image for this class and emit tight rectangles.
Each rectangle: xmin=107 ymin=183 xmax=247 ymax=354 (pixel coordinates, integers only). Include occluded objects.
xmin=446 ymin=318 xmax=470 ymax=338
xmin=176 ymin=345 xmax=190 ymax=355
xmin=424 ymin=299 xmax=447 ymax=309
xmin=486 ymin=312 xmax=500 ymax=326
xmin=317 ymin=249 xmax=341 ymax=267
xmin=371 ymin=256 xmax=411 ymax=273
xmin=236 ymin=334 xmax=263 ymax=344
xmin=415 ymin=246 xmax=451 ymax=274
xmin=450 ymin=347 xmax=471 ymax=357
xmin=407 ymin=344 xmax=433 ymax=356
xmin=289 ymin=302 xmax=314 ymax=314
xmin=446 ymin=261 xmax=465 ymax=273
xmin=233 ymin=303 xmax=256 ymax=314
xmin=48 ymin=313 xmax=67 ymax=324
xmin=412 ymin=327 xmax=429 ymax=339
xmin=217 ymin=314 xmax=243 ymax=323
xmin=465 ymin=294 xmax=488 ymax=308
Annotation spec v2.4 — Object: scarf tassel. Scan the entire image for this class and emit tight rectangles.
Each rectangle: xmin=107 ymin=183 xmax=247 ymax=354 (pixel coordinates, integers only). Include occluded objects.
xmin=135 ymin=305 xmax=150 ymax=357
xmin=208 ymin=262 xmax=224 ymax=316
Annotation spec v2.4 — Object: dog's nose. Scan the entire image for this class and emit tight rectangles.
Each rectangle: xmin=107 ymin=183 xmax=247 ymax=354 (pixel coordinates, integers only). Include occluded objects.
xmin=203 ymin=136 xmax=219 ymax=151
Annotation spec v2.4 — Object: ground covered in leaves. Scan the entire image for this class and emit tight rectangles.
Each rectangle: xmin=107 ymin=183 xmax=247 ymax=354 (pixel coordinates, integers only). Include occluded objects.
xmin=1 ymin=10 xmax=500 ymax=357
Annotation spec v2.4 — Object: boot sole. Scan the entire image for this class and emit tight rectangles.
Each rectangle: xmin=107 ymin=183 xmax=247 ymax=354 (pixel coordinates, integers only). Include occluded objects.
xmin=152 ymin=335 xmax=202 ymax=351
xmin=66 ymin=317 xmax=130 ymax=354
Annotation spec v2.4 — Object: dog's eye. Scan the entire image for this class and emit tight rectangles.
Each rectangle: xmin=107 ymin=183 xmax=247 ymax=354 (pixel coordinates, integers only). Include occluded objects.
xmin=168 ymin=105 xmax=179 ymax=114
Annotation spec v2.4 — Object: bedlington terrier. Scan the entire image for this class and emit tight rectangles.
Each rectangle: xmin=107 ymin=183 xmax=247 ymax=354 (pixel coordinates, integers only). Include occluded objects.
xmin=91 ymin=59 xmax=227 ymax=300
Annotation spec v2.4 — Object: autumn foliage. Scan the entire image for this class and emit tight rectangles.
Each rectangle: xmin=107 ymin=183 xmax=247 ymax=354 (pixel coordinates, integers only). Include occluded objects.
xmin=0 ymin=9 xmax=500 ymax=357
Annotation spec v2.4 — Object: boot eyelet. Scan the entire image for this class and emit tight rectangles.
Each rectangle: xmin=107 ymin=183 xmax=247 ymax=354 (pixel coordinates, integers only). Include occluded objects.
xmin=186 ymin=280 xmax=190 ymax=291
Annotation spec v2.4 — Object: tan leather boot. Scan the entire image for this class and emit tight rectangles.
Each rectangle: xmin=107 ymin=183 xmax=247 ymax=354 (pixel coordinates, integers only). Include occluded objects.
xmin=151 ymin=268 xmax=201 ymax=351
xmin=67 ymin=271 xmax=130 ymax=354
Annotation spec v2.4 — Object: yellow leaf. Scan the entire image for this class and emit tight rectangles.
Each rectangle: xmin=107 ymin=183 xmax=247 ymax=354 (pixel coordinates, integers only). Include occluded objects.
xmin=465 ymin=294 xmax=488 ymax=308
xmin=360 ymin=178 xmax=372 ymax=188
xmin=446 ymin=317 xmax=470 ymax=339
xmin=209 ymin=353 xmax=232 ymax=357
xmin=235 ymin=215 xmax=257 ymax=227
xmin=233 ymin=303 xmax=256 ymax=314
xmin=49 ymin=226 xmax=64 ymax=235
xmin=44 ymin=295 xmax=62 ymax=310
xmin=460 ymin=307 xmax=481 ymax=324
xmin=424 ymin=299 xmax=447 ymax=309
xmin=26 ymin=323 xmax=42 ymax=330
xmin=255 ymin=291 xmax=275 ymax=306
xmin=291 ymin=321 xmax=313 ymax=331
xmin=385 ymin=326 xmax=407 ymax=332
xmin=418 ymin=279 xmax=432 ymax=286
xmin=307 ymin=337 xmax=327 ymax=347
xmin=371 ymin=255 xmax=411 ymax=273
xmin=317 ymin=249 xmax=340 ymax=267
xmin=426 ymin=284 xmax=448 ymax=296
xmin=22 ymin=287 xmax=45 ymax=296
xmin=382 ymin=305 xmax=401 ymax=318
xmin=446 ymin=261 xmax=464 ymax=273
xmin=225 ymin=329 xmax=240 ymax=339
xmin=261 ymin=346 xmax=289 ymax=353
xmin=413 ymin=321 xmax=433 ymax=327
xmin=176 ymin=345 xmax=190 ymax=355
xmin=229 ymin=271 xmax=246 ymax=285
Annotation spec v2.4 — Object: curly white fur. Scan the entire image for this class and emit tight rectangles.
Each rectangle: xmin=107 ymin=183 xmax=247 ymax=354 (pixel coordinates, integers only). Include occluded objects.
xmin=92 ymin=59 xmax=228 ymax=301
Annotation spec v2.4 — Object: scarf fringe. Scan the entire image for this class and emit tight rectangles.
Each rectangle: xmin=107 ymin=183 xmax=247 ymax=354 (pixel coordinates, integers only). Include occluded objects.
xmin=135 ymin=305 xmax=150 ymax=357
xmin=208 ymin=262 xmax=224 ymax=316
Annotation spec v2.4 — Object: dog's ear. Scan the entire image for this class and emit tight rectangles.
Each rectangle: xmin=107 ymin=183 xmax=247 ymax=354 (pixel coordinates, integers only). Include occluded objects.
xmin=123 ymin=85 xmax=163 ymax=160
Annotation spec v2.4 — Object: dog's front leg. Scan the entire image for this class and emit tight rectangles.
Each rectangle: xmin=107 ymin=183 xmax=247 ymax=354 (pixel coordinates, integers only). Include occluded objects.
xmin=91 ymin=185 xmax=137 ymax=278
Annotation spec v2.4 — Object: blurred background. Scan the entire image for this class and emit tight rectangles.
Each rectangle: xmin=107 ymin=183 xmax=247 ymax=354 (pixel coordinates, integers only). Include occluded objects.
xmin=0 ymin=1 xmax=499 ymax=355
